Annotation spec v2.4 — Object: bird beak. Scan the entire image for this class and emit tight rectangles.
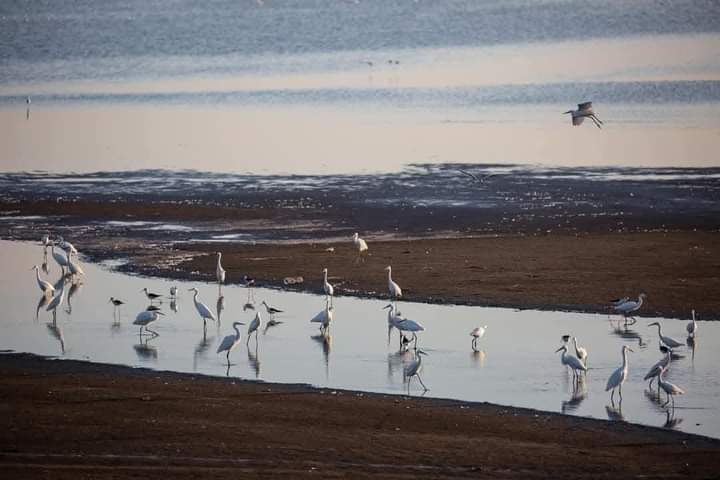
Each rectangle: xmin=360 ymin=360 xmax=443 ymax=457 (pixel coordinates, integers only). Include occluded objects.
xmin=157 ymin=312 xmax=165 ymax=316
xmin=383 ymin=304 xmax=392 ymax=310
xmin=563 ymin=110 xmax=572 ymax=114
xmin=628 ymin=348 xmax=634 ymax=353
xmin=555 ymin=347 xmax=564 ymax=353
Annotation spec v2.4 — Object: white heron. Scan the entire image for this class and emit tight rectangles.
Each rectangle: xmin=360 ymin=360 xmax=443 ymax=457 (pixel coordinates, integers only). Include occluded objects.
xmin=188 ymin=287 xmax=216 ymax=327
xmin=686 ymin=309 xmax=698 ymax=338
xmin=46 ymin=280 xmax=66 ymax=321
xmin=217 ymin=321 xmax=246 ymax=365
xmin=395 ymin=317 xmax=425 ymax=349
xmin=648 ymin=322 xmax=684 ymax=349
xmin=216 ymin=252 xmax=226 ymax=291
xmin=247 ymin=311 xmax=262 ymax=345
xmin=644 ymin=345 xmax=671 ymax=390
xmin=572 ymin=336 xmax=588 ymax=367
xmin=311 ymin=302 xmax=334 ymax=335
xmin=51 ymin=245 xmax=69 ymax=272
xmin=56 ymin=236 xmax=78 ymax=256
xmin=555 ymin=345 xmax=587 ymax=382
xmin=470 ymin=326 xmax=487 ymax=351
xmin=261 ymin=300 xmax=283 ymax=316
xmin=564 ymin=101 xmax=604 ymax=128
xmin=605 ymin=345 xmax=633 ymax=403
xmin=352 ymin=232 xmax=368 ymax=261
xmin=321 ymin=268 xmax=334 ymax=305
xmin=404 ymin=349 xmax=428 ymax=392
xmin=613 ymin=293 xmax=646 ymax=322
xmin=133 ymin=310 xmax=164 ymax=336
xmin=383 ymin=303 xmax=405 ymax=347
xmin=658 ymin=366 xmax=684 ymax=408
xmin=142 ymin=287 xmax=162 ymax=303
xmin=32 ymin=265 xmax=55 ymax=296
xmin=66 ymin=251 xmax=84 ymax=277
xmin=385 ymin=265 xmax=402 ymax=305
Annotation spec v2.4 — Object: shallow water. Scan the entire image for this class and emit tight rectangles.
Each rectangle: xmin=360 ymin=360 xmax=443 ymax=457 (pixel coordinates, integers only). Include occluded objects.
xmin=1 ymin=239 xmax=717 ymax=438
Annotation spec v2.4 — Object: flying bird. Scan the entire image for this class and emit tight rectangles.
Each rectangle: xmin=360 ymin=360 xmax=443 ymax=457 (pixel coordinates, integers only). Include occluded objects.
xmin=564 ymin=101 xmax=604 ymax=128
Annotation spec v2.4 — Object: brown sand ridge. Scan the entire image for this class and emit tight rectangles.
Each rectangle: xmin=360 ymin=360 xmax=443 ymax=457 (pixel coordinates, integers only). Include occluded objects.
xmin=1 ymin=354 xmax=719 ymax=479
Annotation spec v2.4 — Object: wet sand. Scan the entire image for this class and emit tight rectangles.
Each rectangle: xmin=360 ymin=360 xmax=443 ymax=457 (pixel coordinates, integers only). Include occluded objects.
xmin=1 ymin=353 xmax=718 ymax=479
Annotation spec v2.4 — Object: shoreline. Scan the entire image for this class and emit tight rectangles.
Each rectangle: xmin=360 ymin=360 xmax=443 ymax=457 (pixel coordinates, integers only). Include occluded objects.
xmin=2 ymin=352 xmax=719 ymax=478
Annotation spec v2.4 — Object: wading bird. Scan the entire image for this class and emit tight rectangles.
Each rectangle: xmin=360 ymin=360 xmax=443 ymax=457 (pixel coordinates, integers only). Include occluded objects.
xmin=216 ymin=252 xmax=225 ymax=292
xmin=555 ymin=345 xmax=587 ymax=383
xmin=613 ymin=293 xmax=646 ymax=323
xmin=32 ymin=265 xmax=55 ymax=296
xmin=66 ymin=251 xmax=84 ymax=277
xmin=572 ymin=336 xmax=588 ymax=367
xmin=644 ymin=345 xmax=671 ymax=391
xmin=322 ymin=268 xmax=334 ymax=306
xmin=46 ymin=280 xmax=66 ymax=321
xmin=51 ymin=245 xmax=69 ymax=273
xmin=142 ymin=287 xmax=162 ymax=303
xmin=261 ymin=300 xmax=283 ymax=316
xmin=395 ymin=317 xmax=424 ymax=349
xmin=470 ymin=326 xmax=487 ymax=351
xmin=133 ymin=310 xmax=163 ymax=337
xmin=247 ymin=311 xmax=262 ymax=346
xmin=170 ymin=286 xmax=178 ymax=298
xmin=109 ymin=297 xmax=124 ymax=317
xmin=217 ymin=321 xmax=245 ymax=365
xmin=686 ymin=309 xmax=698 ymax=338
xmin=385 ymin=265 xmax=402 ymax=306
xmin=384 ymin=303 xmax=405 ymax=346
xmin=352 ymin=232 xmax=368 ymax=261
xmin=606 ymin=345 xmax=633 ymax=403
xmin=188 ymin=287 xmax=216 ymax=328
xmin=658 ymin=365 xmax=684 ymax=408
xmin=311 ymin=302 xmax=334 ymax=335
xmin=648 ymin=322 xmax=684 ymax=349
xmin=564 ymin=101 xmax=604 ymax=128
xmin=404 ymin=349 xmax=428 ymax=392
xmin=56 ymin=236 xmax=78 ymax=256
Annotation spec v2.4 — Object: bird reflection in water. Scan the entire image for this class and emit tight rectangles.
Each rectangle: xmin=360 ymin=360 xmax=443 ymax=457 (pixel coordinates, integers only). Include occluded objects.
xmin=65 ymin=280 xmax=83 ymax=315
xmin=46 ymin=321 xmax=65 ymax=354
xmin=387 ymin=347 xmax=414 ymax=382
xmin=311 ymin=333 xmax=332 ymax=379
xmin=247 ymin=343 xmax=260 ymax=379
xmin=133 ymin=336 xmax=158 ymax=361
xmin=609 ymin=319 xmax=647 ymax=349
xmin=216 ymin=295 xmax=225 ymax=327
xmin=605 ymin=403 xmax=624 ymax=422
xmin=471 ymin=349 xmax=486 ymax=368
xmin=170 ymin=298 xmax=179 ymax=313
xmin=561 ymin=383 xmax=586 ymax=415
xmin=192 ymin=328 xmax=215 ymax=371
xmin=687 ymin=336 xmax=696 ymax=363
xmin=663 ymin=408 xmax=683 ymax=430
xmin=35 ymin=294 xmax=49 ymax=322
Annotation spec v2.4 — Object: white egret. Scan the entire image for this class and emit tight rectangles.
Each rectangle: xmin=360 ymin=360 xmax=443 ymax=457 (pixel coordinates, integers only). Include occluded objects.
xmin=261 ymin=300 xmax=283 ymax=316
xmin=564 ymin=101 xmax=603 ymax=128
xmin=648 ymin=322 xmax=684 ymax=349
xmin=404 ymin=349 xmax=428 ymax=392
xmin=555 ymin=345 xmax=587 ymax=382
xmin=321 ymin=268 xmax=334 ymax=305
xmin=352 ymin=232 xmax=368 ymax=261
xmin=311 ymin=302 xmax=334 ymax=335
xmin=385 ymin=265 xmax=402 ymax=305
xmin=217 ymin=321 xmax=246 ymax=365
xmin=644 ymin=345 xmax=671 ymax=390
xmin=247 ymin=311 xmax=262 ymax=345
xmin=66 ymin=251 xmax=84 ymax=277
xmin=133 ymin=310 xmax=164 ymax=336
xmin=46 ymin=280 xmax=66 ymax=321
xmin=32 ymin=265 xmax=55 ymax=296
xmin=383 ymin=303 xmax=405 ymax=346
xmin=572 ymin=336 xmax=588 ymax=367
xmin=51 ymin=245 xmax=69 ymax=272
xmin=216 ymin=252 xmax=226 ymax=291
xmin=142 ymin=287 xmax=162 ymax=303
xmin=606 ymin=345 xmax=633 ymax=403
xmin=658 ymin=366 xmax=684 ymax=407
xmin=613 ymin=293 xmax=646 ymax=322
xmin=395 ymin=317 xmax=424 ymax=349
xmin=188 ymin=287 xmax=216 ymax=327
xmin=470 ymin=326 xmax=487 ymax=351
xmin=686 ymin=309 xmax=698 ymax=338
xmin=56 ymin=236 xmax=78 ymax=256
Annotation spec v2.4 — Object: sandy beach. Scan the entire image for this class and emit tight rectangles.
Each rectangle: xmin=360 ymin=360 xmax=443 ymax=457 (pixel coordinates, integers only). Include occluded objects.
xmin=2 ymin=353 xmax=719 ymax=479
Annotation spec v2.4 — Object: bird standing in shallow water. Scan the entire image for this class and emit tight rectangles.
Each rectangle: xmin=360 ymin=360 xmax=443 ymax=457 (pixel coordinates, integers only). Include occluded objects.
xmin=613 ymin=293 xmax=646 ymax=324
xmin=217 ymin=321 xmax=245 ymax=365
xmin=247 ymin=311 xmax=262 ymax=346
xmin=470 ymin=326 xmax=487 ymax=351
xmin=216 ymin=252 xmax=226 ymax=293
xmin=133 ymin=310 xmax=163 ymax=337
xmin=644 ymin=345 xmax=671 ymax=391
xmin=686 ymin=309 xmax=698 ymax=338
xmin=648 ymin=322 xmax=684 ymax=349
xmin=142 ymin=287 xmax=162 ymax=303
xmin=32 ymin=265 xmax=55 ymax=297
xmin=606 ymin=345 xmax=633 ymax=403
xmin=261 ymin=300 xmax=283 ymax=316
xmin=188 ymin=287 xmax=216 ymax=329
xmin=321 ymin=268 xmax=334 ymax=306
xmin=404 ymin=349 xmax=428 ymax=392
xmin=658 ymin=365 xmax=684 ymax=408
xmin=555 ymin=345 xmax=587 ymax=384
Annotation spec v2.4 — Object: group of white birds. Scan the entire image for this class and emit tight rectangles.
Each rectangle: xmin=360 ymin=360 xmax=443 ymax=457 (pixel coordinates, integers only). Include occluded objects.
xmin=34 ymin=235 xmax=85 ymax=321
xmin=557 ymin=295 xmax=697 ymax=410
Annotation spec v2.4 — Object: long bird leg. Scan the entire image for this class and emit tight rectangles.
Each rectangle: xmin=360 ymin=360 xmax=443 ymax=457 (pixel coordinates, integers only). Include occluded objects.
xmin=146 ymin=327 xmax=159 ymax=337
xmin=619 ymin=383 xmax=623 ymax=401
xmin=226 ymin=351 xmax=231 ymax=366
xmin=417 ymin=374 xmax=428 ymax=391
xmin=591 ymin=114 xmax=604 ymax=125
xmin=610 ymin=388 xmax=615 ymax=404
xmin=588 ymin=115 xmax=602 ymax=129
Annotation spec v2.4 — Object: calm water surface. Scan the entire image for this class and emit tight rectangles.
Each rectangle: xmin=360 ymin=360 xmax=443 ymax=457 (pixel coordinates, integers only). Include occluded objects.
xmin=1 ymin=240 xmax=717 ymax=438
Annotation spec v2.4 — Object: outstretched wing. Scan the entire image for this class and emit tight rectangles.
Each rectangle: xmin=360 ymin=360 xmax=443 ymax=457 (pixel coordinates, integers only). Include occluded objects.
xmin=577 ymin=101 xmax=593 ymax=111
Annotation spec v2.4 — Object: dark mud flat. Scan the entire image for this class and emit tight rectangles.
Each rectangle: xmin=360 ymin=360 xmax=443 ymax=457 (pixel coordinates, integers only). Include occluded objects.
xmin=1 ymin=353 xmax=719 ymax=479
xmin=1 ymin=166 xmax=718 ymax=318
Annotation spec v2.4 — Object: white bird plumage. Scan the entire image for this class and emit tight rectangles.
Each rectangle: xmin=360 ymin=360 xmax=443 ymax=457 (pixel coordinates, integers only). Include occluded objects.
xmin=217 ymin=321 xmax=245 ymax=364
xmin=470 ymin=326 xmax=487 ymax=351
xmin=352 ymin=232 xmax=368 ymax=253
xmin=188 ymin=287 xmax=216 ymax=327
xmin=555 ymin=345 xmax=587 ymax=382
xmin=385 ymin=265 xmax=402 ymax=302
xmin=658 ymin=366 xmax=684 ymax=407
xmin=32 ymin=265 xmax=55 ymax=296
xmin=686 ymin=309 xmax=698 ymax=338
xmin=311 ymin=302 xmax=334 ymax=334
xmin=648 ymin=322 xmax=684 ymax=349
xmin=572 ymin=336 xmax=588 ymax=367
xmin=216 ymin=252 xmax=226 ymax=285
xmin=51 ymin=245 xmax=69 ymax=271
xmin=613 ymin=293 xmax=646 ymax=320
xmin=133 ymin=309 xmax=164 ymax=336
xmin=606 ymin=345 xmax=633 ymax=402
xmin=322 ymin=267 xmax=334 ymax=304
xmin=404 ymin=349 xmax=428 ymax=391
xmin=564 ymin=101 xmax=603 ymax=128
xmin=247 ymin=311 xmax=262 ymax=345
xmin=644 ymin=346 xmax=671 ymax=390
xmin=66 ymin=251 xmax=84 ymax=276
xmin=46 ymin=280 xmax=66 ymax=319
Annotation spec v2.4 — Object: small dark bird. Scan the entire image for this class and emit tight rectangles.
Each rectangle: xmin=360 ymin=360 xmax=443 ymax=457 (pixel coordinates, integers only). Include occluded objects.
xmin=109 ymin=297 xmax=124 ymax=307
